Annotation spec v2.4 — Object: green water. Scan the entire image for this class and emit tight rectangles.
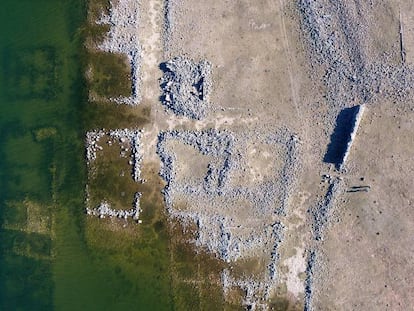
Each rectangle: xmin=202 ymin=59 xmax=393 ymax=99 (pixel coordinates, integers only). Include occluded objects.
xmin=0 ymin=1 xmax=173 ymax=310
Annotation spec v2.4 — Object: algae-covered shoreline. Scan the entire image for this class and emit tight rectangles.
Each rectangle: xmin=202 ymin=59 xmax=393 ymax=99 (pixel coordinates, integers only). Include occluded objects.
xmin=0 ymin=0 xmax=176 ymax=309
xmin=80 ymin=0 xmax=231 ymax=308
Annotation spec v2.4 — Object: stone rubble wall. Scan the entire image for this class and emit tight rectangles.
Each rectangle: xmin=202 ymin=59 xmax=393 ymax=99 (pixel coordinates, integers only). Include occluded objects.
xmin=85 ymin=128 xmax=143 ymax=222
xmin=340 ymin=104 xmax=365 ymax=170
xmin=97 ymin=0 xmax=142 ymax=105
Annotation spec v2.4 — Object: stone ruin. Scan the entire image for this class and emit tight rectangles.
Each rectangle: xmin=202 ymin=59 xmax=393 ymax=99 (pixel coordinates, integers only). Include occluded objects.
xmin=156 ymin=127 xmax=301 ymax=306
xmin=85 ymin=128 xmax=143 ymax=221
xmin=86 ymin=193 xmax=142 ymax=221
xmin=157 ymin=128 xmax=234 ymax=205
xmin=97 ymin=0 xmax=142 ymax=105
xmin=160 ymin=56 xmax=212 ymax=119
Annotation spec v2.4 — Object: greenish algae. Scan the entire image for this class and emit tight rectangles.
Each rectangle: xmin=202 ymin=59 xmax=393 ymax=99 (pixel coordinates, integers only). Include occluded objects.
xmin=0 ymin=0 xmax=175 ymax=310
xmin=87 ymin=52 xmax=132 ymax=99
xmin=86 ymin=135 xmax=141 ymax=209
xmin=168 ymin=221 xmax=244 ymax=310
xmin=82 ymin=101 xmax=151 ymax=130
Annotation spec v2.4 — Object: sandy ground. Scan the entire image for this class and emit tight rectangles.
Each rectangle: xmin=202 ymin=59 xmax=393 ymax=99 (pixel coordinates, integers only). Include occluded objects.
xmin=86 ymin=0 xmax=414 ymax=309
xmin=314 ymin=101 xmax=414 ymax=310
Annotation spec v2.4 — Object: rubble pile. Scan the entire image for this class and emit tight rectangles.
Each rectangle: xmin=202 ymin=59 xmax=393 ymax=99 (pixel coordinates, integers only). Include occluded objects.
xmin=160 ymin=56 xmax=212 ymax=119
xmin=299 ymin=0 xmax=414 ymax=115
xmin=86 ymin=193 xmax=142 ymax=221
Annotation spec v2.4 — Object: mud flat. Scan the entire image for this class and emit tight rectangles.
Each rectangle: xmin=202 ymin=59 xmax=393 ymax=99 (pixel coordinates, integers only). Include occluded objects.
xmin=82 ymin=0 xmax=414 ymax=309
